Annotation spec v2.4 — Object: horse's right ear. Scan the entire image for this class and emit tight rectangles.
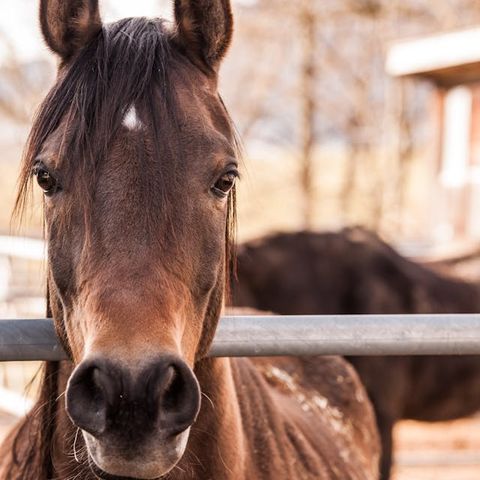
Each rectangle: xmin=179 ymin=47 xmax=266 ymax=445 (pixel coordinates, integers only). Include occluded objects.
xmin=39 ymin=0 xmax=102 ymax=62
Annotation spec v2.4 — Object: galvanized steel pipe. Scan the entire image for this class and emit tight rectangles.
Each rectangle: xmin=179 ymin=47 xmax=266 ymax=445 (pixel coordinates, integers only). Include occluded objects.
xmin=1 ymin=314 xmax=480 ymax=361
xmin=214 ymin=314 xmax=480 ymax=357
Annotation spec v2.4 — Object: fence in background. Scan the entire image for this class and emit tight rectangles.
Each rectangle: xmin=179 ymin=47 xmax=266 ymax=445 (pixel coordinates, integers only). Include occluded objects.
xmin=0 ymin=236 xmax=45 ymax=261
xmin=0 ymin=235 xmax=45 ymax=416
xmin=0 ymin=235 xmax=45 ymax=317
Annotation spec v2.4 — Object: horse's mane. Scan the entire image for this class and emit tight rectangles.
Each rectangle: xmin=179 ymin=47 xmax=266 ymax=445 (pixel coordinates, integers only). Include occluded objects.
xmin=9 ymin=16 xmax=239 ymax=478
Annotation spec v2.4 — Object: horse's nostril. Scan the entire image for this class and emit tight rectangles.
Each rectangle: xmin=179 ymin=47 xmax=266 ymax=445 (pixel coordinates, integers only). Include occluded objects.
xmin=66 ymin=361 xmax=111 ymax=437
xmin=150 ymin=359 xmax=201 ymax=436
xmin=161 ymin=366 xmax=185 ymax=410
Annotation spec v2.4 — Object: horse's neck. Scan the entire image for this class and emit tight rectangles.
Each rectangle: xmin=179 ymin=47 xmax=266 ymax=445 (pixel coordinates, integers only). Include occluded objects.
xmin=49 ymin=357 xmax=246 ymax=479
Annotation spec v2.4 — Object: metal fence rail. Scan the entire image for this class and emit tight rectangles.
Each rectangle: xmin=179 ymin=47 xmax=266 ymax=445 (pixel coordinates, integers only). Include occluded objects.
xmin=1 ymin=314 xmax=480 ymax=361
xmin=0 ymin=235 xmax=45 ymax=261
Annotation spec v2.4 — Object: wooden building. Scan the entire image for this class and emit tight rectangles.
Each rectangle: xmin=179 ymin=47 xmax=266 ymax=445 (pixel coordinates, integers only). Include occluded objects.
xmin=387 ymin=28 xmax=480 ymax=245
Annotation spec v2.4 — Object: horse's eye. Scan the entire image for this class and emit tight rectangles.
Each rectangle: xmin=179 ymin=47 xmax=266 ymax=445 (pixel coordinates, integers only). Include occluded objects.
xmin=212 ymin=172 xmax=237 ymax=198
xmin=33 ymin=164 xmax=59 ymax=195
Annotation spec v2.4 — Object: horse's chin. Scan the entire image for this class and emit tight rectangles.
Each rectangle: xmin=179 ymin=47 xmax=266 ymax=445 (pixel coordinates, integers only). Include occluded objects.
xmin=83 ymin=429 xmax=190 ymax=480
xmin=88 ymin=461 xmax=161 ymax=480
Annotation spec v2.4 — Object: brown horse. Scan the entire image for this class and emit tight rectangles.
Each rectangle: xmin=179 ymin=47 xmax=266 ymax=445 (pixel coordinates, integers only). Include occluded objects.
xmin=0 ymin=2 xmax=379 ymax=479
xmin=233 ymin=227 xmax=480 ymax=480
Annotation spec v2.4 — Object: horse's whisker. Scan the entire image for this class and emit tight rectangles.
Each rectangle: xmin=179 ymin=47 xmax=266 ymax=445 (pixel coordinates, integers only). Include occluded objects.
xmin=73 ymin=427 xmax=83 ymax=464
xmin=201 ymin=391 xmax=215 ymax=410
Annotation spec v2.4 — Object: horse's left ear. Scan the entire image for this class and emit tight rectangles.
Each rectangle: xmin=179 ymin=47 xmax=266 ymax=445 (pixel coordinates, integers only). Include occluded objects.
xmin=173 ymin=0 xmax=233 ymax=73
xmin=39 ymin=0 xmax=102 ymax=62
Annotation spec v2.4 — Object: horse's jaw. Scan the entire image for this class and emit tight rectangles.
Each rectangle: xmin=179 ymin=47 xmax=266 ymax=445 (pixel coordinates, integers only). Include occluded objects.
xmin=83 ymin=427 xmax=191 ymax=480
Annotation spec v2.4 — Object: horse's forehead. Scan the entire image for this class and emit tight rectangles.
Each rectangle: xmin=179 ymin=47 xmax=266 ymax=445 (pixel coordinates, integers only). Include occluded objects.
xmin=174 ymin=75 xmax=231 ymax=138
xmin=40 ymin=91 xmax=231 ymax=171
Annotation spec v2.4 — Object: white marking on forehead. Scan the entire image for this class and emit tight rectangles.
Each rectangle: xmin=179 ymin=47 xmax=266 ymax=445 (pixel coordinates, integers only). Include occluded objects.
xmin=122 ymin=105 xmax=143 ymax=131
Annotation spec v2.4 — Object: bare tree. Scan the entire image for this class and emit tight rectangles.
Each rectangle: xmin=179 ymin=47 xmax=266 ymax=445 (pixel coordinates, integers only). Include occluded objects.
xmin=0 ymin=31 xmax=52 ymax=125
xmin=298 ymin=1 xmax=317 ymax=228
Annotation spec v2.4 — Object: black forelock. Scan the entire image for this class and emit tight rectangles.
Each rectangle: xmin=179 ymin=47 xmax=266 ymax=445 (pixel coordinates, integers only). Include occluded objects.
xmin=15 ymin=17 xmax=179 ymax=218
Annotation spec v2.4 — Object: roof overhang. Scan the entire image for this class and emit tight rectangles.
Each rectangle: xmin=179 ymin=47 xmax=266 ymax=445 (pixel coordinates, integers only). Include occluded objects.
xmin=386 ymin=27 xmax=480 ymax=87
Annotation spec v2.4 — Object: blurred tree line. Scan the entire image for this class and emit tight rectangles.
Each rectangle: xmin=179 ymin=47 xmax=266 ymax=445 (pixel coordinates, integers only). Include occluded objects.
xmin=221 ymin=0 xmax=480 ymax=233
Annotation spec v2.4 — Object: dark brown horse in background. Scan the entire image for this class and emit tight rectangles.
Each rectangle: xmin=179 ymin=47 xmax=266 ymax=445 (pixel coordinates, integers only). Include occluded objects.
xmin=0 ymin=2 xmax=379 ymax=479
xmin=233 ymin=227 xmax=480 ymax=480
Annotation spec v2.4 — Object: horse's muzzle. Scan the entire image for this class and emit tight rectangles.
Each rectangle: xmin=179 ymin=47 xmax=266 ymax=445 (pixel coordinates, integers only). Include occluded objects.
xmin=65 ymin=354 xmax=200 ymax=477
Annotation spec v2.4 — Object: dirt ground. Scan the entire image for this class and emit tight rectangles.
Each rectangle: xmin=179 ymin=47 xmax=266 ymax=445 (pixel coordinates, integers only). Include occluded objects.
xmin=0 ymin=410 xmax=478 ymax=479
xmin=392 ymin=417 xmax=480 ymax=480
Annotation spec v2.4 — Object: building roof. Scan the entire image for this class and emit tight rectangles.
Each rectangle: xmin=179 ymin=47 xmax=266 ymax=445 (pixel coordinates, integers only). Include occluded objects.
xmin=386 ymin=27 xmax=480 ymax=87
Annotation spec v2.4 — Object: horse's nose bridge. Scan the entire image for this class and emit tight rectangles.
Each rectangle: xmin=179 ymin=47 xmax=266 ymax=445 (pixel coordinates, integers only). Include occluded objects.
xmin=83 ymin=279 xmax=186 ymax=350
xmin=89 ymin=270 xmax=177 ymax=314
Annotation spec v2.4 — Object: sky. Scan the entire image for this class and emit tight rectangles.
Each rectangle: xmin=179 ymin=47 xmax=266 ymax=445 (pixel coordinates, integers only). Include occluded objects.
xmin=0 ymin=0 xmax=254 ymax=65
xmin=0 ymin=0 xmax=171 ymax=64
